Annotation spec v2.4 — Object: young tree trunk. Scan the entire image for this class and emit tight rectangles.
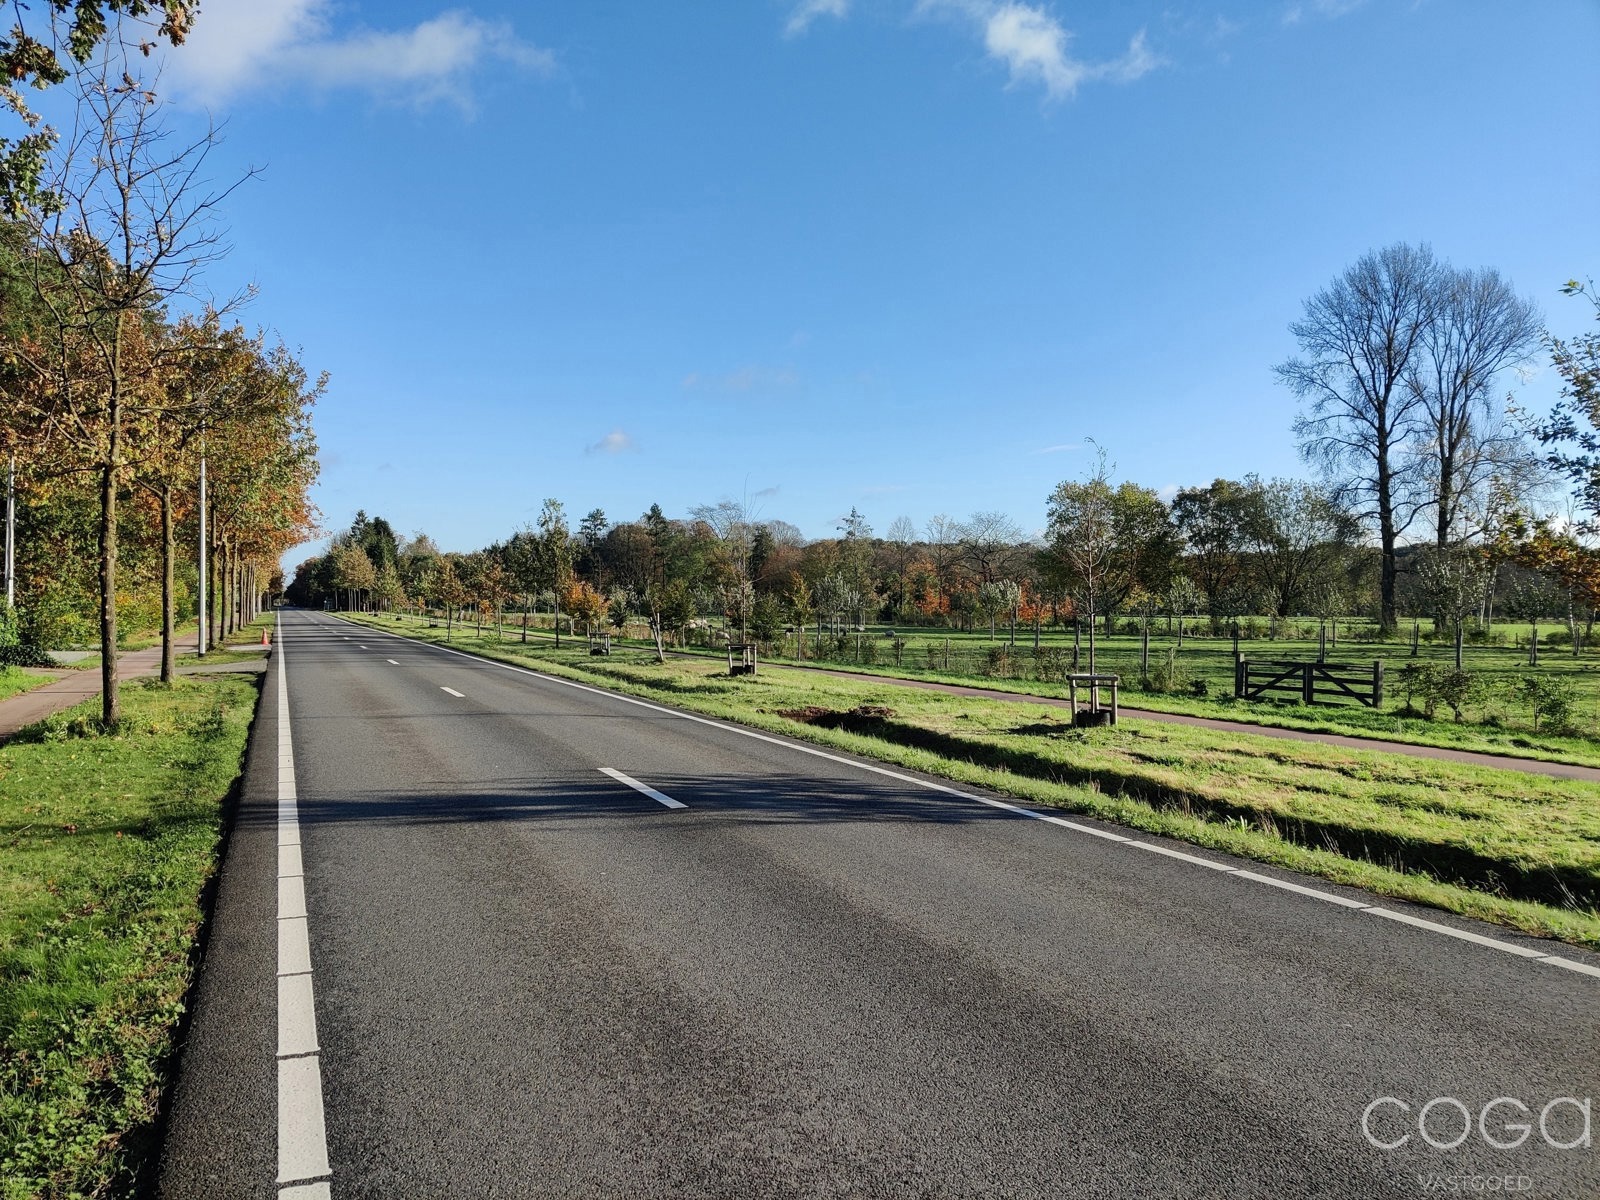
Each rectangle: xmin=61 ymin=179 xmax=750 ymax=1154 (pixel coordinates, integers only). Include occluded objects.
xmin=160 ymin=483 xmax=174 ymax=684
xmin=1377 ymin=461 xmax=1400 ymax=632
xmin=98 ymin=454 xmax=120 ymax=727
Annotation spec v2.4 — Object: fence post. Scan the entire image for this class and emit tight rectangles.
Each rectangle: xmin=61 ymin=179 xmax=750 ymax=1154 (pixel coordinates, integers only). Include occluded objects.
xmin=1373 ymin=659 xmax=1384 ymax=708
xmin=1141 ymin=624 xmax=1149 ymax=686
xmin=1302 ymin=662 xmax=1314 ymax=706
xmin=1234 ymin=656 xmax=1246 ymax=699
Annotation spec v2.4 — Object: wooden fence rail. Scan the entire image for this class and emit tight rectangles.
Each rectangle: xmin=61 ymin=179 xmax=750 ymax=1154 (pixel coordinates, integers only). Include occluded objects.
xmin=1234 ymin=659 xmax=1383 ymax=708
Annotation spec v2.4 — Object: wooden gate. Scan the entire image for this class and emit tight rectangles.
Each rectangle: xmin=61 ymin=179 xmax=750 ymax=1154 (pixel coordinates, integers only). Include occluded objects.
xmin=1234 ymin=659 xmax=1383 ymax=707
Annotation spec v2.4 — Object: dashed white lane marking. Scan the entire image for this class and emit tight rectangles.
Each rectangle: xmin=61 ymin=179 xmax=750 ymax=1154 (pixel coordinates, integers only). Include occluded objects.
xmin=278 ymin=973 xmax=320 ymax=1056
xmin=275 ymin=618 xmax=333 ymax=1193
xmin=358 ymin=644 xmax=368 ymax=650
xmin=322 ymin=614 xmax=1600 ymax=983
xmin=441 ymin=686 xmax=465 ymax=698
xmin=599 ymin=766 xmax=688 ymax=810
xmin=386 ymin=659 xmax=399 ymax=665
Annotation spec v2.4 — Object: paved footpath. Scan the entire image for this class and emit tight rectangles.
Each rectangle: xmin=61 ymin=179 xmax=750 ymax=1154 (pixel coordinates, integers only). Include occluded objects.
xmin=0 ymin=633 xmax=200 ymax=741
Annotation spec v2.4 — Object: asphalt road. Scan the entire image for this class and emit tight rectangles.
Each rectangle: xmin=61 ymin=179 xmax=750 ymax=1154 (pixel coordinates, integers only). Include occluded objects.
xmin=158 ymin=609 xmax=1600 ymax=1199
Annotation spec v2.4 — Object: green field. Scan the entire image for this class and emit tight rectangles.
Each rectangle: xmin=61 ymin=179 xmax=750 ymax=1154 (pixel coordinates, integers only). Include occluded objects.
xmin=0 ymin=675 xmax=259 ymax=1199
xmin=374 ymin=608 xmax=1600 ymax=766
xmin=343 ymin=612 xmax=1600 ymax=949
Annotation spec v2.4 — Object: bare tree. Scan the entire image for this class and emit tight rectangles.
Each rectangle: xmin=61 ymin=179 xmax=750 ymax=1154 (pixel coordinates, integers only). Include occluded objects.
xmin=923 ymin=513 xmax=961 ymax=604
xmin=15 ymin=33 xmax=249 ymax=725
xmin=1277 ymin=243 xmax=1439 ymax=630
xmin=958 ymin=510 xmax=1023 ymax=584
xmin=1410 ymin=266 xmax=1542 ymax=547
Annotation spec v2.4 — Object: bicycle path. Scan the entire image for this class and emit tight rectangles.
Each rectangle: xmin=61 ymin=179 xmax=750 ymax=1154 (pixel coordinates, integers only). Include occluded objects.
xmin=0 ymin=634 xmax=200 ymax=742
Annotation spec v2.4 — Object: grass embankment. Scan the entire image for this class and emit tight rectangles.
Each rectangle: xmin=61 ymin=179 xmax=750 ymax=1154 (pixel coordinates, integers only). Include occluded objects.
xmin=0 ymin=675 xmax=259 ymax=1199
xmin=371 ymin=610 xmax=1600 ymax=767
xmin=344 ymin=614 xmax=1600 ymax=949
xmin=177 ymin=615 xmax=273 ymax=668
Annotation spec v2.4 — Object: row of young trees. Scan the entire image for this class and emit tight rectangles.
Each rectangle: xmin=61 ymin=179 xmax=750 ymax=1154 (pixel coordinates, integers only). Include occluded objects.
xmin=0 ymin=11 xmax=321 ymax=725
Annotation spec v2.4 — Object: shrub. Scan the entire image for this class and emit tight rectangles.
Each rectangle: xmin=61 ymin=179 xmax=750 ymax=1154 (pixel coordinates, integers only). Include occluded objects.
xmin=1033 ymin=646 xmax=1069 ymax=683
xmin=1428 ymin=669 xmax=1483 ymax=723
xmin=1395 ymin=662 xmax=1439 ymax=718
xmin=1511 ymin=676 xmax=1578 ymax=733
xmin=1145 ymin=647 xmax=1190 ymax=694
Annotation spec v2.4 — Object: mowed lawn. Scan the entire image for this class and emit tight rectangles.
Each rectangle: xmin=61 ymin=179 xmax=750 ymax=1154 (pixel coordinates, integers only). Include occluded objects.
xmin=348 ymin=613 xmax=1600 ymax=948
xmin=0 ymin=675 xmax=258 ymax=1200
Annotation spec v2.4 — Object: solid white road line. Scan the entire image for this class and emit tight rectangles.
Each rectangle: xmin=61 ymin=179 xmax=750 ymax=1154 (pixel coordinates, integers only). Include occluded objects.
xmin=599 ymin=766 xmax=688 ymax=810
xmin=275 ymin=617 xmax=332 ymax=1193
xmin=319 ymin=613 xmax=1600 ymax=984
xmin=441 ymin=686 xmax=465 ymax=698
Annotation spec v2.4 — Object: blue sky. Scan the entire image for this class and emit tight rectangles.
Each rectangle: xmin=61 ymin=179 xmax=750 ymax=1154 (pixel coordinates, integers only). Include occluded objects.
xmin=142 ymin=0 xmax=1598 ymax=566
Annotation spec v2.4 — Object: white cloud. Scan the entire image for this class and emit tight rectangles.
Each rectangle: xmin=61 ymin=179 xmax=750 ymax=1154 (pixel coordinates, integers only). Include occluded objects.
xmin=1032 ymin=442 xmax=1081 ymax=454
xmin=1157 ymin=483 xmax=1179 ymax=502
xmin=585 ymin=429 xmax=635 ymax=456
xmin=786 ymin=0 xmax=850 ymax=38
xmin=164 ymin=0 xmax=555 ymax=109
xmin=1283 ymin=0 xmax=1366 ymax=25
xmin=919 ymin=2 xmax=1162 ymax=99
xmin=682 ymin=366 xmax=800 ymax=392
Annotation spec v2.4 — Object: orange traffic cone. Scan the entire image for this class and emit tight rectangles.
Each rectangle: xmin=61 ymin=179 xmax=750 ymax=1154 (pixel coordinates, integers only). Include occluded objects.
xmin=262 ymin=628 xmax=271 ymax=647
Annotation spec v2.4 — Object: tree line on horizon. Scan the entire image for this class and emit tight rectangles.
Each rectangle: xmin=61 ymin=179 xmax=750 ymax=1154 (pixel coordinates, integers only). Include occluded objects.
xmin=291 ymin=246 xmax=1600 ymax=662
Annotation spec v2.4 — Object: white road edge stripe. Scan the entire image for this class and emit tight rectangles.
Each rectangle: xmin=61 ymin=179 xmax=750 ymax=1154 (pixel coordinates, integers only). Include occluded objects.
xmin=275 ymin=617 xmax=333 ymax=1193
xmin=322 ymin=613 xmax=1600 ymax=984
xmin=599 ymin=766 xmax=688 ymax=810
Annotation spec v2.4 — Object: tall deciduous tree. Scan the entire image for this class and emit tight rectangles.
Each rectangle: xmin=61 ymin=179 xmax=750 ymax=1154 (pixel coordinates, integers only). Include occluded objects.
xmin=1410 ymin=267 xmax=1541 ymax=547
xmin=1277 ymin=243 xmax=1439 ymax=630
xmin=1246 ymin=477 xmax=1358 ymax=618
xmin=0 ymin=2 xmax=195 ymax=214
xmin=1533 ymin=280 xmax=1600 ymax=531
xmin=1172 ymin=478 xmax=1264 ymax=627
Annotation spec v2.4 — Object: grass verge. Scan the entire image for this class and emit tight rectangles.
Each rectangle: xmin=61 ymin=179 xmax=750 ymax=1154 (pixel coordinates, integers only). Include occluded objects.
xmin=369 ymin=612 xmax=1600 ymax=767
xmin=0 ymin=672 xmax=57 ymax=705
xmin=0 ymin=674 xmax=259 ymax=1199
xmin=345 ymin=613 xmax=1600 ymax=949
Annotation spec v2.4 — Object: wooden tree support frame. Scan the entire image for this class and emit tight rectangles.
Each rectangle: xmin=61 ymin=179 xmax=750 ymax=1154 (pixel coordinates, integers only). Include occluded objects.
xmin=728 ymin=642 xmax=757 ymax=676
xmin=1067 ymin=673 xmax=1120 ymax=726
